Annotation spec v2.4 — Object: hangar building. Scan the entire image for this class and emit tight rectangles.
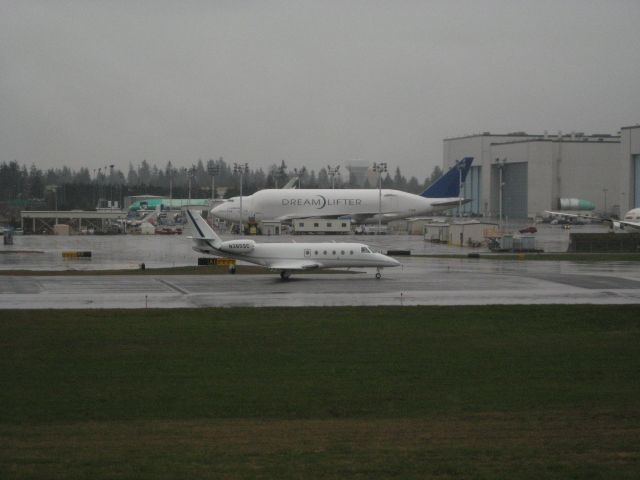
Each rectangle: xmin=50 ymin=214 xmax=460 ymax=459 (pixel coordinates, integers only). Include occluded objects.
xmin=442 ymin=128 xmax=639 ymax=220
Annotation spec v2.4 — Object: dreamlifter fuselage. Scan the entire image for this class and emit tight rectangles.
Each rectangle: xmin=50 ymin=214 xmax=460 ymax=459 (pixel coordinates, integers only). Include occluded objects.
xmin=212 ymin=158 xmax=474 ymax=224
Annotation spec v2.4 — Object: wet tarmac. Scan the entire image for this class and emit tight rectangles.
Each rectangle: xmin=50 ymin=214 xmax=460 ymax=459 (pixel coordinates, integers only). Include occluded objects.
xmin=2 ymin=256 xmax=639 ymax=309
xmin=3 ymin=223 xmax=637 ymax=308
xmin=0 ymin=223 xmax=609 ymax=271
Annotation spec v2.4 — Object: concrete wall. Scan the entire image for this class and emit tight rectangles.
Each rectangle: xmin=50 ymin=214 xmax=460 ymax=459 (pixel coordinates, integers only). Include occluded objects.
xmin=443 ymin=134 xmax=540 ymax=217
xmin=556 ymin=141 xmax=620 ymax=214
xmin=620 ymin=126 xmax=640 ymax=211
xmin=443 ymin=132 xmax=622 ymax=219
xmin=492 ymin=139 xmax=619 ymax=217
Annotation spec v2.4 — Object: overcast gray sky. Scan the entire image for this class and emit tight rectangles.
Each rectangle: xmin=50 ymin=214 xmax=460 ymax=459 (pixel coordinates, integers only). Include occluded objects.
xmin=2 ymin=0 xmax=639 ymax=179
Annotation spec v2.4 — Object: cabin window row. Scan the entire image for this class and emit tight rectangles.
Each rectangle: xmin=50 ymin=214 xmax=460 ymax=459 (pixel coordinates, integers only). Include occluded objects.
xmin=298 ymin=222 xmax=348 ymax=227
xmin=304 ymin=246 xmax=371 ymax=256
xmin=311 ymin=250 xmax=354 ymax=255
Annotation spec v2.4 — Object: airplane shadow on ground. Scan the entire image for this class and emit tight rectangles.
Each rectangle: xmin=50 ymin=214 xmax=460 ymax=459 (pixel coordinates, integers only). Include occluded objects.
xmin=267 ymin=273 xmax=392 ymax=283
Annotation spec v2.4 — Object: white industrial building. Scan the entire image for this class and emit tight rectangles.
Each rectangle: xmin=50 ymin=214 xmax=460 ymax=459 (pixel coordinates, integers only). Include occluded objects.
xmin=443 ymin=127 xmax=639 ymax=220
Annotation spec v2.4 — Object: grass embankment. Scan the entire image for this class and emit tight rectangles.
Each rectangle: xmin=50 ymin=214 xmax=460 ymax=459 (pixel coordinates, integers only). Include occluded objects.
xmin=1 ymin=306 xmax=639 ymax=478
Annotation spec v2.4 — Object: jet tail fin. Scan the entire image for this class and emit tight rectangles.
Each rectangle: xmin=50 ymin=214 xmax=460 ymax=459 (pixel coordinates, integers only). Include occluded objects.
xmin=420 ymin=157 xmax=473 ymax=198
xmin=185 ymin=209 xmax=222 ymax=249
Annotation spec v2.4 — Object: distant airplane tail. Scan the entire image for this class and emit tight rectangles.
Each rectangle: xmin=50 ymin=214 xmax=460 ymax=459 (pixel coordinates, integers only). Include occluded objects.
xmin=186 ymin=209 xmax=223 ymax=250
xmin=420 ymin=157 xmax=473 ymax=198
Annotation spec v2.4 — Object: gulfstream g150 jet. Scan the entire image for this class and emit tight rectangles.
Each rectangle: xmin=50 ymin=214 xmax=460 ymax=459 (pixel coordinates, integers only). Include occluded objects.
xmin=186 ymin=210 xmax=400 ymax=280
xmin=211 ymin=157 xmax=473 ymax=225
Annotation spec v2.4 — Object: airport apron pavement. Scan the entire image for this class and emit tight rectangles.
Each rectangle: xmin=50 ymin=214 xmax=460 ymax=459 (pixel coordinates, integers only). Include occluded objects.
xmin=1 ymin=258 xmax=640 ymax=308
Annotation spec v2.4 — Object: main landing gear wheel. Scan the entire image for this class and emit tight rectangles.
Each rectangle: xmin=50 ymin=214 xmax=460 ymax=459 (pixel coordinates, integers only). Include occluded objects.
xmin=228 ymin=265 xmax=236 ymax=274
xmin=280 ymin=270 xmax=292 ymax=281
xmin=375 ymin=267 xmax=382 ymax=280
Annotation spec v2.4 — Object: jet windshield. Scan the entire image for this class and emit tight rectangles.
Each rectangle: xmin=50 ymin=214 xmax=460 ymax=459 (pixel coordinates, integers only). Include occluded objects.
xmin=360 ymin=246 xmax=373 ymax=253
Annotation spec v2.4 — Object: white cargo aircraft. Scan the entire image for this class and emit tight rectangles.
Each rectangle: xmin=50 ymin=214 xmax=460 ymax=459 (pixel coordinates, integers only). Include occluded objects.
xmin=545 ymin=207 xmax=640 ymax=231
xmin=186 ymin=210 xmax=401 ymax=280
xmin=211 ymin=158 xmax=473 ymax=225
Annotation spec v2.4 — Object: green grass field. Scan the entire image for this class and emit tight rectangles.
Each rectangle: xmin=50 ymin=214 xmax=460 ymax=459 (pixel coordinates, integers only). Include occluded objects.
xmin=1 ymin=306 xmax=639 ymax=478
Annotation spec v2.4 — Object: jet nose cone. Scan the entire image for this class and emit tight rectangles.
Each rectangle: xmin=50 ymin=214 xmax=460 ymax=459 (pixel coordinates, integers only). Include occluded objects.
xmin=378 ymin=253 xmax=401 ymax=267
xmin=387 ymin=257 xmax=401 ymax=267
xmin=211 ymin=205 xmax=226 ymax=219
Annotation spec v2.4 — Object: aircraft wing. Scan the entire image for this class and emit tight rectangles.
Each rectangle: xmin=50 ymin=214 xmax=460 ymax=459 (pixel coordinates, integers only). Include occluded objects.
xmin=545 ymin=210 xmax=639 ymax=229
xmin=545 ymin=210 xmax=600 ymax=220
xmin=609 ymin=219 xmax=640 ymax=230
xmin=274 ymin=214 xmax=301 ymax=222
xmin=274 ymin=214 xmax=345 ymax=222
xmin=266 ymin=261 xmax=321 ymax=270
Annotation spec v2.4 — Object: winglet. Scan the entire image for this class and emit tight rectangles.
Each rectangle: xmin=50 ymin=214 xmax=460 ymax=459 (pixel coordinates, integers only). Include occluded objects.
xmin=420 ymin=157 xmax=473 ymax=198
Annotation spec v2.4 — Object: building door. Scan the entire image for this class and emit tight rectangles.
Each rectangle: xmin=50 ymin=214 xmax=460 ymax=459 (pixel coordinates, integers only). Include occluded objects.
xmin=491 ymin=162 xmax=528 ymax=220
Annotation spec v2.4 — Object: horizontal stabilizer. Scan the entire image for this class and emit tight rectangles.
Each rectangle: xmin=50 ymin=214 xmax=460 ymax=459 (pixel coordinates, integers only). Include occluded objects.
xmin=187 ymin=236 xmax=219 ymax=241
xmin=431 ymin=198 xmax=472 ymax=208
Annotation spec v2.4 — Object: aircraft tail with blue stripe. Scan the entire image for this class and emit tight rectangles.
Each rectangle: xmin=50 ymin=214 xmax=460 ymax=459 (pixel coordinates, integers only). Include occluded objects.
xmin=186 ymin=209 xmax=223 ymax=251
xmin=420 ymin=157 xmax=473 ymax=198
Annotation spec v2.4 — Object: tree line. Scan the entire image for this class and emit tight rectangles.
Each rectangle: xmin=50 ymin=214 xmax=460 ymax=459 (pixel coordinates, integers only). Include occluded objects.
xmin=0 ymin=158 xmax=443 ymax=211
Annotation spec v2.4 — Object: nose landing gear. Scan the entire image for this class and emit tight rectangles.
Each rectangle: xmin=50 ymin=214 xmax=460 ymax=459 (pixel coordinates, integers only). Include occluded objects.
xmin=375 ymin=267 xmax=382 ymax=279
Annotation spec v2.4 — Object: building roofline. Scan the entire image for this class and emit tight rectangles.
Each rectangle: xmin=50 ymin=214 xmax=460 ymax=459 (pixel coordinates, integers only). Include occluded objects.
xmin=443 ymin=132 xmax=544 ymax=141
xmin=445 ymin=131 xmax=620 ymax=142
xmin=490 ymin=137 xmax=620 ymax=146
xmin=621 ymin=124 xmax=640 ymax=130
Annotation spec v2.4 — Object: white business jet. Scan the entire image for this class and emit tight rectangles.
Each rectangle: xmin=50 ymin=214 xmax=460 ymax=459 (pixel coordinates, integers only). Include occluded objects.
xmin=186 ymin=210 xmax=400 ymax=280
xmin=545 ymin=207 xmax=640 ymax=231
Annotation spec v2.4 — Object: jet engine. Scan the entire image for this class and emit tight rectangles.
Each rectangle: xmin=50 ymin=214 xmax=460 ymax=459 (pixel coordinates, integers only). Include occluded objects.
xmin=219 ymin=239 xmax=256 ymax=253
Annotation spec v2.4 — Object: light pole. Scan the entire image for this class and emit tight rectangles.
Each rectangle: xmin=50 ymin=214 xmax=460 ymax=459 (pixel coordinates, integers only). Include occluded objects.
xmin=108 ymin=165 xmax=114 ymax=204
xmin=495 ymin=158 xmax=506 ymax=229
xmin=293 ymin=167 xmax=306 ymax=188
xmin=327 ymin=165 xmax=340 ymax=189
xmin=602 ymin=188 xmax=608 ymax=214
xmin=188 ymin=167 xmax=196 ymax=201
xmin=372 ymin=162 xmax=387 ymax=235
xmin=234 ymin=162 xmax=249 ymax=234
xmin=457 ymin=160 xmax=464 ymax=218
xmin=168 ymin=168 xmax=175 ymax=201
xmin=208 ymin=160 xmax=220 ymax=201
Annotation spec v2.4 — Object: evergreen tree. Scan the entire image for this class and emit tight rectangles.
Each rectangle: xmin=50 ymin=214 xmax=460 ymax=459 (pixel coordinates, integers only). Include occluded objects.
xmin=424 ymin=165 xmax=443 ymax=189
xmin=29 ymin=165 xmax=44 ymax=198
xmin=393 ymin=167 xmax=407 ymax=191
xmin=138 ymin=160 xmax=151 ymax=185
xmin=381 ymin=173 xmax=394 ymax=188
xmin=317 ymin=168 xmax=330 ymax=188
xmin=407 ymin=176 xmax=421 ymax=194
xmin=127 ymin=163 xmax=139 ymax=185
xmin=307 ymin=169 xmax=317 ymax=188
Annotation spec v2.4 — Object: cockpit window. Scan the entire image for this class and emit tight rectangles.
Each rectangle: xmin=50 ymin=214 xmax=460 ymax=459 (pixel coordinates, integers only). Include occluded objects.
xmin=361 ymin=246 xmax=372 ymax=254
